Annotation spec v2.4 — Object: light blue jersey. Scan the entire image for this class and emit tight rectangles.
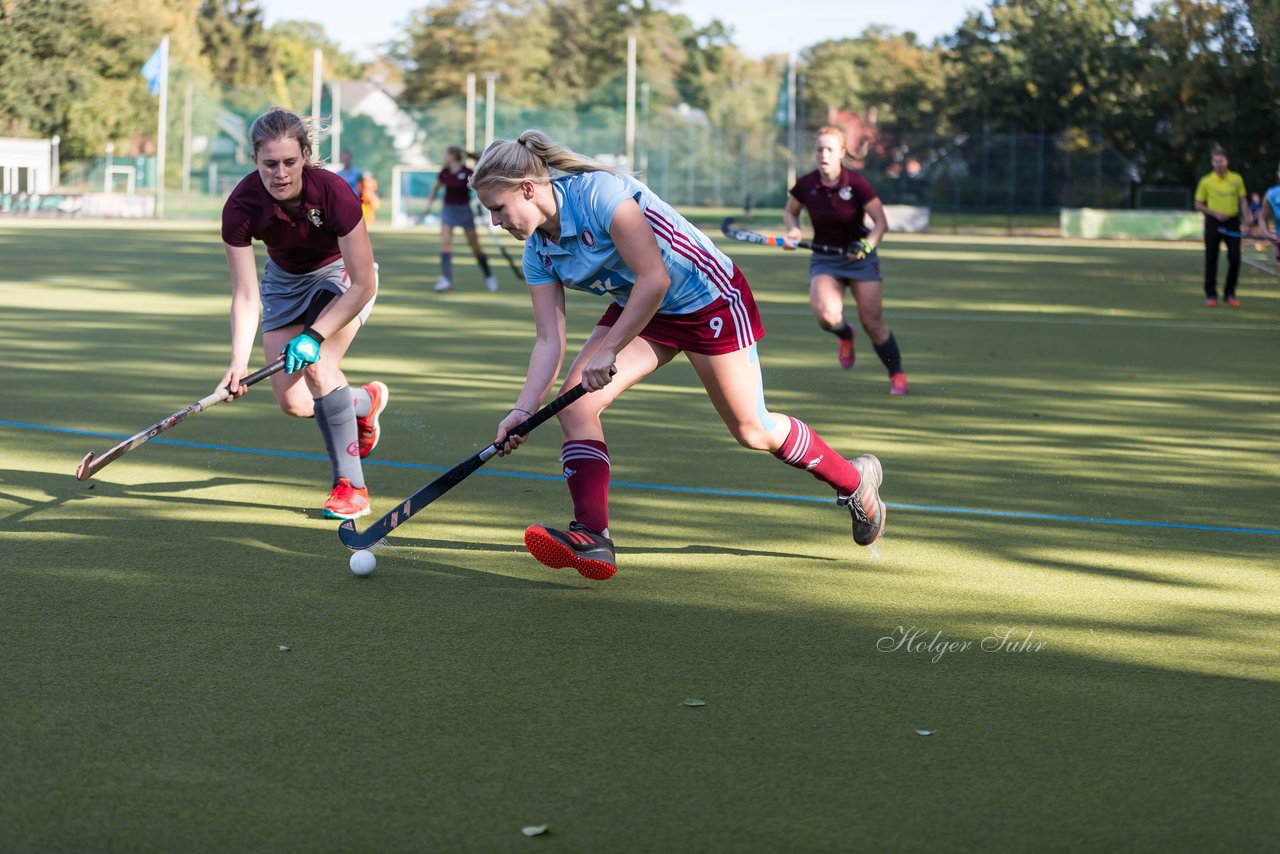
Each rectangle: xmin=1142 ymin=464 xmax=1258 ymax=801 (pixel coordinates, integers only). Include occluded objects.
xmin=1265 ymin=184 xmax=1280 ymax=226
xmin=522 ymin=171 xmax=738 ymax=315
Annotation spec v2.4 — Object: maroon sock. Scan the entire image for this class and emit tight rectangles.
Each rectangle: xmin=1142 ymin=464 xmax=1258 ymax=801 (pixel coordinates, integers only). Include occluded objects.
xmin=771 ymin=417 xmax=861 ymax=494
xmin=562 ymin=440 xmax=610 ymax=533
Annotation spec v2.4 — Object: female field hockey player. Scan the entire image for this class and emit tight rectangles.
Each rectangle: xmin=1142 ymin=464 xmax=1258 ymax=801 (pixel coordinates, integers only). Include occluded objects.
xmin=784 ymin=126 xmax=909 ymax=394
xmin=424 ymin=145 xmax=498 ymax=292
xmin=219 ymin=107 xmax=390 ymax=520
xmin=471 ymin=130 xmax=887 ymax=581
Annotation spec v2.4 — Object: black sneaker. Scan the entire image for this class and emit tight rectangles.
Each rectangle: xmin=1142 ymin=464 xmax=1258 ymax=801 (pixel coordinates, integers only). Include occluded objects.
xmin=524 ymin=521 xmax=617 ymax=580
xmin=837 ymin=455 xmax=886 ymax=546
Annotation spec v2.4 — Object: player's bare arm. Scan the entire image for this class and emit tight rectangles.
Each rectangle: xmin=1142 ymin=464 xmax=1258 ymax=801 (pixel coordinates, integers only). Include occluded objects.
xmin=863 ymin=198 xmax=889 ymax=251
xmin=496 ymin=282 xmax=568 ymax=455
xmin=306 ymin=221 xmax=377 ymax=340
xmin=578 ymin=199 xmax=669 ymax=390
xmin=783 ymin=196 xmax=805 ymax=247
xmin=221 ymin=242 xmax=264 ymax=399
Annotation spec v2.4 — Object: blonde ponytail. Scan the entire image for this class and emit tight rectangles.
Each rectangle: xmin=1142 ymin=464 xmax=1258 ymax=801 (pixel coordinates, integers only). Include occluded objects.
xmin=470 ymin=129 xmax=617 ymax=194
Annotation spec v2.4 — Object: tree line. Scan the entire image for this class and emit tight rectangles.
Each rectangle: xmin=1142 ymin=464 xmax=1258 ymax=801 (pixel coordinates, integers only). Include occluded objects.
xmin=1 ymin=0 xmax=1275 ymax=195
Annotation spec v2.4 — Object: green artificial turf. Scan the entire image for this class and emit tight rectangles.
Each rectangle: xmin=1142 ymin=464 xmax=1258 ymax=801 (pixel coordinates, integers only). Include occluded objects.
xmin=1 ymin=222 xmax=1278 ymax=851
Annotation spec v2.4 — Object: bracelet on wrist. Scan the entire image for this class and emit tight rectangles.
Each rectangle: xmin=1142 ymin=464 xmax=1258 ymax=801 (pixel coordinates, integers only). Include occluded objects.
xmin=510 ymin=407 xmax=533 ymax=417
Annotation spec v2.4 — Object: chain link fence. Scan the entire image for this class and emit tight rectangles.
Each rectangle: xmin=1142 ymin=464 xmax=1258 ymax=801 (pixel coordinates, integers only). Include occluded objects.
xmin=37 ymin=74 xmax=1156 ymax=227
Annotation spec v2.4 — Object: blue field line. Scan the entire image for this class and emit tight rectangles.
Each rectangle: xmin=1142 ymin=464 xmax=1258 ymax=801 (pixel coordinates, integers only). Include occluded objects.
xmin=8 ymin=419 xmax=1280 ymax=537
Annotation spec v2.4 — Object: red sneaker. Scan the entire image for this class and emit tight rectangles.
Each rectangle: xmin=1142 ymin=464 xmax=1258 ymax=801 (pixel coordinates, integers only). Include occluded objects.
xmin=1226 ymin=296 xmax=1241 ymax=308
xmin=837 ymin=333 xmax=855 ymax=369
xmin=524 ymin=522 xmax=617 ymax=580
xmin=356 ymin=381 xmax=388 ymax=459
xmin=323 ymin=477 xmax=371 ymax=520
xmin=1205 ymin=297 xmax=1218 ymax=308
xmin=889 ymin=373 xmax=910 ymax=396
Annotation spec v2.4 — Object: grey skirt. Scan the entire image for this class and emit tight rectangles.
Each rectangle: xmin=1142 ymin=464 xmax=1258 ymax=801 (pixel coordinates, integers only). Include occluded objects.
xmin=261 ymin=257 xmax=377 ymax=332
xmin=441 ymin=202 xmax=476 ymax=230
xmin=809 ymin=250 xmax=881 ymax=282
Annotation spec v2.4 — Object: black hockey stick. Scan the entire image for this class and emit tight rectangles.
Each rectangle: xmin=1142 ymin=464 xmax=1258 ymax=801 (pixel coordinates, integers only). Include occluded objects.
xmin=720 ymin=217 xmax=853 ymax=256
xmin=75 ymin=358 xmax=286 ymax=481
xmin=475 ymin=204 xmax=525 ymax=281
xmin=338 ymin=383 xmax=589 ymax=549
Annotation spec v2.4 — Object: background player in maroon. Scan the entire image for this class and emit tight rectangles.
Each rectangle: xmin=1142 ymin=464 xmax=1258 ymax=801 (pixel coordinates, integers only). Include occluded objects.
xmin=219 ymin=107 xmax=389 ymax=520
xmin=424 ymin=145 xmax=498 ymax=292
xmin=785 ymin=126 xmax=909 ymax=395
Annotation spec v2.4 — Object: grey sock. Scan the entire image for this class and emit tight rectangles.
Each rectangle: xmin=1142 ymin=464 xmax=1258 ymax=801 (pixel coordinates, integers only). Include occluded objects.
xmin=313 ymin=385 xmax=364 ymax=488
xmin=351 ymin=385 xmax=372 ymax=419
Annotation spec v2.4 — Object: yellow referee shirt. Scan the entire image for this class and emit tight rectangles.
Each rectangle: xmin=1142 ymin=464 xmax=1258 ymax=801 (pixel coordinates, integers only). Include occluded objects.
xmin=1194 ymin=170 xmax=1247 ymax=217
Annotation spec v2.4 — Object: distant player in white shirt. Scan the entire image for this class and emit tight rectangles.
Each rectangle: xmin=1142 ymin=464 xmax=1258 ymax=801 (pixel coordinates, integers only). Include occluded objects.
xmin=470 ymin=130 xmax=888 ymax=580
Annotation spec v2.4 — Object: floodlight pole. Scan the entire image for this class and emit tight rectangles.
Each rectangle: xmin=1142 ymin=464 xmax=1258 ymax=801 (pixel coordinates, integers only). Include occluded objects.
xmin=639 ymin=82 xmax=649 ymax=177
xmin=311 ymin=49 xmax=323 ymax=132
xmin=331 ymin=83 xmax=342 ymax=165
xmin=625 ymin=35 xmax=636 ymax=171
xmin=786 ymin=52 xmax=797 ymax=192
xmin=483 ymin=73 xmax=499 ymax=148
xmin=155 ymin=35 xmax=169 ymax=217
xmin=466 ymin=74 xmax=477 ymax=154
xmin=181 ymin=81 xmax=193 ymax=195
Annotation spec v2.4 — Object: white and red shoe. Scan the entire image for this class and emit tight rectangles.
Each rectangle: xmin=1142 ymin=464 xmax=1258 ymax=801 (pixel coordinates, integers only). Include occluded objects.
xmin=323 ymin=477 xmax=371 ymax=520
xmin=356 ymin=381 xmax=388 ymax=459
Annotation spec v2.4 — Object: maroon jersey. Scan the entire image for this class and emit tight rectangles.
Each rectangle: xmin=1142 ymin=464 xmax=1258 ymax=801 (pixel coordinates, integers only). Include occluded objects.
xmin=789 ymin=168 xmax=879 ymax=248
xmin=439 ymin=166 xmax=473 ymax=206
xmin=221 ymin=167 xmax=364 ymax=274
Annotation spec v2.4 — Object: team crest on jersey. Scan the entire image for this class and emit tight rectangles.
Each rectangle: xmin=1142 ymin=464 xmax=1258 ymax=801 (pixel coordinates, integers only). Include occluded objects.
xmin=581 ymin=229 xmax=596 ymax=247
xmin=838 ymin=187 xmax=853 ymax=201
xmin=307 ymin=209 xmax=324 ymax=227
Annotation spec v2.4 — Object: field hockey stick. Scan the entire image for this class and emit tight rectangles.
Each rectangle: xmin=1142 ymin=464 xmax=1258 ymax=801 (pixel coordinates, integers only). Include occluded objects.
xmin=475 ymin=203 xmax=524 ymax=281
xmin=720 ymin=217 xmax=852 ymax=256
xmin=338 ymin=383 xmax=589 ymax=549
xmin=74 ymin=358 xmax=285 ymax=481
xmin=1219 ymin=228 xmax=1278 ymax=241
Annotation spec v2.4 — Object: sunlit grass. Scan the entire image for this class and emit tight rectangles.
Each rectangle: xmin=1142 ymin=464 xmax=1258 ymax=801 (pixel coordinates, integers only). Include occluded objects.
xmin=2 ymin=223 xmax=1278 ymax=851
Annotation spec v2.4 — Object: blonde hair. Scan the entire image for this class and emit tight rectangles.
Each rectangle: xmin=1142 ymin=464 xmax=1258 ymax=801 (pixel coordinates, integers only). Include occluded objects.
xmin=470 ymin=129 xmax=617 ymax=194
xmin=250 ymin=107 xmax=324 ymax=168
xmin=815 ymin=125 xmax=848 ymax=151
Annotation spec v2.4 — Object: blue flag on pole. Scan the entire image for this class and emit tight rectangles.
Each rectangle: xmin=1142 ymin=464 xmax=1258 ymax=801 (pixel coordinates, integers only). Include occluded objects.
xmin=141 ymin=44 xmax=163 ymax=96
xmin=773 ymin=57 xmax=791 ymax=127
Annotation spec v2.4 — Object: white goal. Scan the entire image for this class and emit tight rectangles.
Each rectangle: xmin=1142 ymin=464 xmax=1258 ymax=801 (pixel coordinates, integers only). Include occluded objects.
xmin=391 ymin=165 xmax=446 ymax=228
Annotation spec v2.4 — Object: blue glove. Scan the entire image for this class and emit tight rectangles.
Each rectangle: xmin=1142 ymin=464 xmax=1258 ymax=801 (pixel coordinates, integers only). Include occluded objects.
xmin=281 ymin=327 xmax=324 ymax=374
xmin=849 ymin=238 xmax=874 ymax=260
